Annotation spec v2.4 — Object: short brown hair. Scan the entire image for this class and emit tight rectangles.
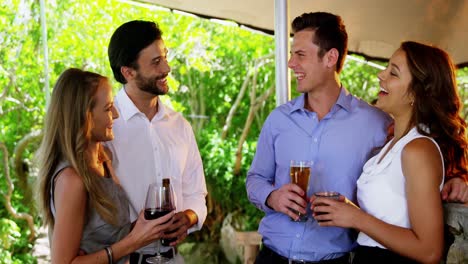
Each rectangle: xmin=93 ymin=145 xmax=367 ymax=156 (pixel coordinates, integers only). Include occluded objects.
xmin=292 ymin=12 xmax=348 ymax=73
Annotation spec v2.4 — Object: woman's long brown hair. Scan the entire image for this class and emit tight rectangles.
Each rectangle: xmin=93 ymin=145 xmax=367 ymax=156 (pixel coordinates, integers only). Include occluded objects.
xmin=402 ymin=41 xmax=467 ymax=180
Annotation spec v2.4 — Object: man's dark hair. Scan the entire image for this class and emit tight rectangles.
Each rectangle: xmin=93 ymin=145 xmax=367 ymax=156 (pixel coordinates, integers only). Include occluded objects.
xmin=292 ymin=12 xmax=348 ymax=73
xmin=108 ymin=20 xmax=163 ymax=84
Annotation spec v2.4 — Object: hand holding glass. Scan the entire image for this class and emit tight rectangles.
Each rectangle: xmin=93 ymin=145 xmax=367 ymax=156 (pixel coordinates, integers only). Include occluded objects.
xmin=289 ymin=160 xmax=311 ymax=222
xmin=313 ymin=191 xmax=340 ymax=223
xmin=144 ymin=182 xmax=175 ymax=264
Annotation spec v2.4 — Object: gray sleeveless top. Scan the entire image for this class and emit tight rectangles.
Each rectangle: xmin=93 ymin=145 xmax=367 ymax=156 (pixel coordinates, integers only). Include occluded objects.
xmin=50 ymin=160 xmax=131 ymax=263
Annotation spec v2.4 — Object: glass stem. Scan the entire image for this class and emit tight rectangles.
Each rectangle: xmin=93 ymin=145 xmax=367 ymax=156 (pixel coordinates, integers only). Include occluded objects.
xmin=156 ymin=240 xmax=161 ymax=257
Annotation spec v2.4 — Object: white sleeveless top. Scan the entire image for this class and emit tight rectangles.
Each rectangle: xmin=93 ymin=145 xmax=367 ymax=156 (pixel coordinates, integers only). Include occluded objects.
xmin=356 ymin=126 xmax=444 ymax=248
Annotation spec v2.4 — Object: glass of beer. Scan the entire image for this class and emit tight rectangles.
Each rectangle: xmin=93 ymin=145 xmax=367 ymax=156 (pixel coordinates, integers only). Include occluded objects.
xmin=290 ymin=160 xmax=311 ymax=222
xmin=313 ymin=191 xmax=340 ymax=223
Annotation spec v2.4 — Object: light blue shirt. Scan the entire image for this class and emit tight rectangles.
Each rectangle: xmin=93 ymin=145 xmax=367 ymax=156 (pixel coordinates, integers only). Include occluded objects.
xmin=246 ymin=88 xmax=391 ymax=261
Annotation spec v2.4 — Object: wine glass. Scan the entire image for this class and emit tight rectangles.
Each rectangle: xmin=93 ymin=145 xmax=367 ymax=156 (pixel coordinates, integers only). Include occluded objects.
xmin=144 ymin=182 xmax=175 ymax=264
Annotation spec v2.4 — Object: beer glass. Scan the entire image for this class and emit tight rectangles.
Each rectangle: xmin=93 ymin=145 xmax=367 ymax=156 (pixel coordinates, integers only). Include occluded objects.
xmin=289 ymin=160 xmax=311 ymax=222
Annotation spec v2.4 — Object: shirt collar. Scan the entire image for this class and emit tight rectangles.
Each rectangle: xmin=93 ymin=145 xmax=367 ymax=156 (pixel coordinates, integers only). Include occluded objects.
xmin=152 ymin=98 xmax=169 ymax=121
xmin=290 ymin=93 xmax=306 ymax=113
xmin=116 ymin=87 xmax=169 ymax=121
xmin=335 ymin=86 xmax=352 ymax=112
xmin=289 ymin=86 xmax=352 ymax=114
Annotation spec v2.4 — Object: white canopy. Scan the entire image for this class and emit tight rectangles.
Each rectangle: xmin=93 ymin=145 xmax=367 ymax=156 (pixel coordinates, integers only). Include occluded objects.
xmin=140 ymin=0 xmax=468 ymax=67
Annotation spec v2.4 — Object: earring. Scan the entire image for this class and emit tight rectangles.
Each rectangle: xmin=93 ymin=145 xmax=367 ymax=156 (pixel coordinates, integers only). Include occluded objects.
xmin=410 ymin=101 xmax=414 ymax=107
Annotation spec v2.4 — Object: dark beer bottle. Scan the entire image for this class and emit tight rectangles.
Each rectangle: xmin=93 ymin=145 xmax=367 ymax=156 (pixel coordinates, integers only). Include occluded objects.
xmin=162 ymin=178 xmax=171 ymax=207
xmin=161 ymin=178 xmax=177 ymax=246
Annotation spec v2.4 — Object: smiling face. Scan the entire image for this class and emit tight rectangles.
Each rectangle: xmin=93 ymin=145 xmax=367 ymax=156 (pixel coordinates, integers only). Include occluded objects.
xmin=376 ymin=48 xmax=414 ymax=118
xmin=288 ymin=30 xmax=330 ymax=94
xmin=90 ymin=79 xmax=119 ymax=142
xmin=134 ymin=39 xmax=171 ymax=96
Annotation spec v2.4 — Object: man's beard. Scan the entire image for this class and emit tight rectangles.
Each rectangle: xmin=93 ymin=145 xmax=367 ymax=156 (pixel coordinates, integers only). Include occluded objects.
xmin=135 ymin=72 xmax=169 ymax=96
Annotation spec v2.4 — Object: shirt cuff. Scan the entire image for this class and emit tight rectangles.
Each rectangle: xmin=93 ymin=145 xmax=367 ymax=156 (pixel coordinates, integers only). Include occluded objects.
xmin=257 ymin=185 xmax=277 ymax=213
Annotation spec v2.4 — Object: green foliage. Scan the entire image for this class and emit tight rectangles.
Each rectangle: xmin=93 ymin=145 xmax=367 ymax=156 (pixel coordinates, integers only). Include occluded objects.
xmin=167 ymin=17 xmax=275 ymax=137
xmin=0 ymin=218 xmax=21 ymax=251
xmin=0 ymin=218 xmax=35 ymax=264
xmin=0 ymin=0 xmax=43 ymax=262
xmin=341 ymin=58 xmax=385 ymax=102
xmin=198 ymin=130 xmax=263 ymax=231
xmin=457 ymin=67 xmax=468 ymax=120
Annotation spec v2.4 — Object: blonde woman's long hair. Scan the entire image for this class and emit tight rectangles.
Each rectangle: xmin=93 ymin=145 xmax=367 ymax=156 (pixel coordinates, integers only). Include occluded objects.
xmin=37 ymin=68 xmax=117 ymax=227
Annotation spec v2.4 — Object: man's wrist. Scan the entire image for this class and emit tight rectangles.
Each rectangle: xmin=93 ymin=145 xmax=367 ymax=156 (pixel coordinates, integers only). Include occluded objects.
xmin=183 ymin=209 xmax=198 ymax=227
xmin=265 ymin=191 xmax=275 ymax=210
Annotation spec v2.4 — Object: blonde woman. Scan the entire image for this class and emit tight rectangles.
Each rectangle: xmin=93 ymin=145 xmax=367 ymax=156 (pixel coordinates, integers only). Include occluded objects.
xmin=38 ymin=68 xmax=173 ymax=263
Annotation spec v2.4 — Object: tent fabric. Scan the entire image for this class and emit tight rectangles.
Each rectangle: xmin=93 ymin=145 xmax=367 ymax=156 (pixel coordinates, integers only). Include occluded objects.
xmin=139 ymin=0 xmax=468 ymax=67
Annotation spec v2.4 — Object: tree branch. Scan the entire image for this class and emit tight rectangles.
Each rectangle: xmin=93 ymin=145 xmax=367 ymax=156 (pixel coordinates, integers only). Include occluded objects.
xmin=14 ymin=130 xmax=42 ymax=212
xmin=0 ymin=97 xmax=40 ymax=117
xmin=221 ymin=65 xmax=252 ymax=140
xmin=0 ymin=142 xmax=36 ymax=241
xmin=221 ymin=54 xmax=273 ymax=140
xmin=233 ymin=85 xmax=275 ymax=175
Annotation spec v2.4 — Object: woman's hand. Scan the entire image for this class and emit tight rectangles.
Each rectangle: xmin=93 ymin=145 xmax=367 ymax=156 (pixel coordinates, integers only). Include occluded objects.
xmin=70 ymin=210 xmax=175 ymax=263
xmin=310 ymin=195 xmax=362 ymax=229
xmin=128 ymin=210 xmax=175 ymax=250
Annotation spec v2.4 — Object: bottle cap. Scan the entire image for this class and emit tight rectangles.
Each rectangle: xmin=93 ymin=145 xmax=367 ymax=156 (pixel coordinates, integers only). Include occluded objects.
xmin=162 ymin=178 xmax=170 ymax=186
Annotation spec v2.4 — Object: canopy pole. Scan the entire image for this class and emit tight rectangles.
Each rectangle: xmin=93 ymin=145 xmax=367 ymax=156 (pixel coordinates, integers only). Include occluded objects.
xmin=40 ymin=0 xmax=50 ymax=106
xmin=274 ymin=0 xmax=290 ymax=106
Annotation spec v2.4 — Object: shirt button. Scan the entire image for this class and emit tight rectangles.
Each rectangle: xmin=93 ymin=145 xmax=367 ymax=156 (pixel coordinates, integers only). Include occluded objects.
xmin=313 ymin=138 xmax=318 ymax=143
xmin=296 ymin=234 xmax=300 ymax=238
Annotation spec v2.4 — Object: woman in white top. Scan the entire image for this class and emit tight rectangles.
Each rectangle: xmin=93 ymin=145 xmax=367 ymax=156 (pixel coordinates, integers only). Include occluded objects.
xmin=311 ymin=41 xmax=468 ymax=263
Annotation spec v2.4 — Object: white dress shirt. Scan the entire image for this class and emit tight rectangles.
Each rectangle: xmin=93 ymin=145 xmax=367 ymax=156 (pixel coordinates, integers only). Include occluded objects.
xmin=106 ymin=88 xmax=208 ymax=253
xmin=356 ymin=126 xmax=444 ymax=248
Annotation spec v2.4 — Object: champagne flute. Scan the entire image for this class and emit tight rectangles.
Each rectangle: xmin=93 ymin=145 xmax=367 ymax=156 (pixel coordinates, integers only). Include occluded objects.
xmin=144 ymin=182 xmax=175 ymax=264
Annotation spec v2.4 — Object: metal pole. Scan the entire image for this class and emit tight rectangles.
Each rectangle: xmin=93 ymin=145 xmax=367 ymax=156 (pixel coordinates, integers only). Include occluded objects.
xmin=40 ymin=0 xmax=50 ymax=106
xmin=274 ymin=0 xmax=290 ymax=106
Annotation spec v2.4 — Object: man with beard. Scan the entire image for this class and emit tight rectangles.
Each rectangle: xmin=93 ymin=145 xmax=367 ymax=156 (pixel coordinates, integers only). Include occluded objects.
xmin=107 ymin=20 xmax=208 ymax=264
